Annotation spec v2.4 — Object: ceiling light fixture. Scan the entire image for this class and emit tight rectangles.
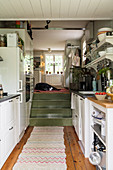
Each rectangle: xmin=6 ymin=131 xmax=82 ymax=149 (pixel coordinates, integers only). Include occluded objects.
xmin=45 ymin=20 xmax=51 ymax=29
xmin=48 ymin=48 xmax=51 ymax=53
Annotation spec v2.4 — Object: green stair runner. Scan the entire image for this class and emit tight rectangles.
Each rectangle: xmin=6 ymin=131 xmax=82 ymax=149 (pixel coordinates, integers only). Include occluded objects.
xmin=30 ymin=93 xmax=72 ymax=126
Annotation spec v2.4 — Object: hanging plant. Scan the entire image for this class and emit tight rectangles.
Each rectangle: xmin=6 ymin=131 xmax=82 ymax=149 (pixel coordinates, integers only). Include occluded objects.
xmin=98 ymin=67 xmax=110 ymax=75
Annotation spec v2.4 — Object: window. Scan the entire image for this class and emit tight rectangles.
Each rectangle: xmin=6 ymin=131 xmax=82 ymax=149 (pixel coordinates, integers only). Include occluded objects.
xmin=45 ymin=54 xmax=63 ymax=74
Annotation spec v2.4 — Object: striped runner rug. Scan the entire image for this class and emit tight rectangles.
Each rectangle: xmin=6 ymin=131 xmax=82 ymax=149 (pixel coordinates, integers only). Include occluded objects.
xmin=13 ymin=127 xmax=67 ymax=170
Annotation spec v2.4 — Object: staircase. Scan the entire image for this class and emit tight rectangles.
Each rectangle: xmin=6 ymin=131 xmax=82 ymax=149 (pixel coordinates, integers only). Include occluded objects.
xmin=30 ymin=93 xmax=72 ymax=126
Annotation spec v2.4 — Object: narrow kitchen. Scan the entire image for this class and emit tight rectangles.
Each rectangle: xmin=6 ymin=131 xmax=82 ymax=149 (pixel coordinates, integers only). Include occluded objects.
xmin=0 ymin=1 xmax=113 ymax=170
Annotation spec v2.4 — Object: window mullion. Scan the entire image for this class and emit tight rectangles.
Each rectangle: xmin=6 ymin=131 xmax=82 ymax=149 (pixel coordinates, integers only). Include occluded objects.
xmin=53 ymin=55 xmax=55 ymax=74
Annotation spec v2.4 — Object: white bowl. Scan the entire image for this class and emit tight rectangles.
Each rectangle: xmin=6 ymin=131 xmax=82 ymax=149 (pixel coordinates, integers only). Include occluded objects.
xmin=95 ymin=94 xmax=106 ymax=100
xmin=98 ymin=51 xmax=106 ymax=57
xmin=98 ymin=33 xmax=106 ymax=41
xmin=98 ymin=27 xmax=113 ymax=32
xmin=106 ymin=47 xmax=113 ymax=53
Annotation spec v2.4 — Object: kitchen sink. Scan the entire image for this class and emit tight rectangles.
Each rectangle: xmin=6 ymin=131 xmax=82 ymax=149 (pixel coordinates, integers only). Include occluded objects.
xmin=79 ymin=91 xmax=95 ymax=94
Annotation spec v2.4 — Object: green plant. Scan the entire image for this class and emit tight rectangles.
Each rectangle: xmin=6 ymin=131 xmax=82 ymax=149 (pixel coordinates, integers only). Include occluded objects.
xmin=98 ymin=67 xmax=110 ymax=75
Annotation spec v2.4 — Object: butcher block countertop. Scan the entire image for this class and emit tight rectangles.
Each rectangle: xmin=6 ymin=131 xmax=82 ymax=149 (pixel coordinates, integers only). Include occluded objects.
xmin=88 ymin=97 xmax=113 ymax=108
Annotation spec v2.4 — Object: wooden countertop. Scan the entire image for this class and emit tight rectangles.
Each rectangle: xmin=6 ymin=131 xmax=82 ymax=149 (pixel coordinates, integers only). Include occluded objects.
xmin=88 ymin=97 xmax=113 ymax=108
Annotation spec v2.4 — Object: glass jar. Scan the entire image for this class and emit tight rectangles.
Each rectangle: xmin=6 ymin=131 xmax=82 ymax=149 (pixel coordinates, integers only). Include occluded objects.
xmin=0 ymin=34 xmax=7 ymax=47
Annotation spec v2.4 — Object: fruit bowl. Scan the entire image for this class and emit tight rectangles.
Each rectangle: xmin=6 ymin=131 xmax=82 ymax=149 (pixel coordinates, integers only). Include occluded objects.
xmin=95 ymin=92 xmax=106 ymax=100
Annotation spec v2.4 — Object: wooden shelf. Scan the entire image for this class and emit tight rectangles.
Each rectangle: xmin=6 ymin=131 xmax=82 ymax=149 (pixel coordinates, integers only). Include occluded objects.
xmin=91 ymin=124 xmax=106 ymax=146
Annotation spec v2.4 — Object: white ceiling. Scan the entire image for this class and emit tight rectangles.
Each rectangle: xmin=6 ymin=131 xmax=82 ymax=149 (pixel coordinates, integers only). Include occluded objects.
xmin=32 ymin=21 xmax=87 ymax=51
xmin=33 ymin=29 xmax=84 ymax=51
xmin=0 ymin=0 xmax=113 ymax=20
xmin=0 ymin=0 xmax=113 ymax=51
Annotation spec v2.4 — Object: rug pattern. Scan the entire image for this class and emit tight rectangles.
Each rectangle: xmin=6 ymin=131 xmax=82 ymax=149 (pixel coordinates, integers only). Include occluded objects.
xmin=13 ymin=127 xmax=67 ymax=170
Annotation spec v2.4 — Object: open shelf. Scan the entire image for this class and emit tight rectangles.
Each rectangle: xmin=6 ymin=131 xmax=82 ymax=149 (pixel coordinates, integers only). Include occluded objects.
xmin=91 ymin=124 xmax=106 ymax=147
xmin=84 ymin=36 xmax=113 ymax=70
xmin=85 ymin=53 xmax=113 ymax=69
xmin=86 ymin=36 xmax=113 ymax=56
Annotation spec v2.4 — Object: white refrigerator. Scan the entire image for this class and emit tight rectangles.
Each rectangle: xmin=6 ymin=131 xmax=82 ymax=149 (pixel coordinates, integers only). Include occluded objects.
xmin=0 ymin=47 xmax=26 ymax=139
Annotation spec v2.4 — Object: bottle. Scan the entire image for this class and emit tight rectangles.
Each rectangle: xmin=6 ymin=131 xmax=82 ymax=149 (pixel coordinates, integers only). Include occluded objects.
xmin=0 ymin=84 xmax=3 ymax=97
xmin=92 ymin=78 xmax=96 ymax=91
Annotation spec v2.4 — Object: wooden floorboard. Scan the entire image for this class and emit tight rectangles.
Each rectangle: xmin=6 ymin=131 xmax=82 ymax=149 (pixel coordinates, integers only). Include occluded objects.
xmin=1 ymin=126 xmax=96 ymax=170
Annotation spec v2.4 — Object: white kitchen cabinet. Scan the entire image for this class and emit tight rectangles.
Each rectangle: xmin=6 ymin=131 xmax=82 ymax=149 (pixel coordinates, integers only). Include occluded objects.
xmin=72 ymin=93 xmax=81 ymax=140
xmin=14 ymin=96 xmax=20 ymax=143
xmin=0 ymin=97 xmax=18 ymax=169
xmin=71 ymin=92 xmax=90 ymax=158
xmin=79 ymin=97 xmax=85 ymax=144
xmin=88 ymin=98 xmax=113 ymax=170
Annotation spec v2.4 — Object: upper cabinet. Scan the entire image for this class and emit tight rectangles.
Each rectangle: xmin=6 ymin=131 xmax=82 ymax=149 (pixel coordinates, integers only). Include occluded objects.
xmin=0 ymin=28 xmax=33 ymax=75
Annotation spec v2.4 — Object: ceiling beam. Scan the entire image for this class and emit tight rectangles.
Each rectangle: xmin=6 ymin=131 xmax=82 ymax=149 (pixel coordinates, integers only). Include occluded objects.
xmin=32 ymin=27 xmax=85 ymax=30
xmin=0 ymin=18 xmax=112 ymax=21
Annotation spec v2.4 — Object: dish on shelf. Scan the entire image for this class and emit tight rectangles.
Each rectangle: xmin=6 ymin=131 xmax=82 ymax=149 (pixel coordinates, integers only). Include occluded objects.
xmin=97 ymin=28 xmax=113 ymax=42
xmin=107 ymin=93 xmax=113 ymax=101
xmin=89 ymin=152 xmax=101 ymax=165
xmin=92 ymin=115 xmax=103 ymax=120
xmin=98 ymin=51 xmax=106 ymax=57
xmin=98 ymin=27 xmax=113 ymax=32
xmin=98 ymin=33 xmax=106 ymax=41
xmin=106 ymin=47 xmax=113 ymax=53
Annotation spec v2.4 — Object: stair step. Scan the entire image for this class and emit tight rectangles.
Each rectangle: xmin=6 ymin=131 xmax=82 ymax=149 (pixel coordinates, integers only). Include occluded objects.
xmin=33 ymin=93 xmax=70 ymax=100
xmin=30 ymin=117 xmax=72 ymax=126
xmin=32 ymin=100 xmax=71 ymax=108
xmin=30 ymin=108 xmax=72 ymax=118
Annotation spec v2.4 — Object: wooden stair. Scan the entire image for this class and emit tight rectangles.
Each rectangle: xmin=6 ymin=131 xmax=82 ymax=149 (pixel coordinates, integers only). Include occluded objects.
xmin=30 ymin=93 xmax=72 ymax=126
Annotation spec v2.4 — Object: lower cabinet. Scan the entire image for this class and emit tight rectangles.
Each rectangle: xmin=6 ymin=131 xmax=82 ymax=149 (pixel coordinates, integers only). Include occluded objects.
xmin=0 ymin=97 xmax=18 ymax=169
xmin=71 ymin=92 xmax=90 ymax=158
xmin=5 ymin=125 xmax=16 ymax=157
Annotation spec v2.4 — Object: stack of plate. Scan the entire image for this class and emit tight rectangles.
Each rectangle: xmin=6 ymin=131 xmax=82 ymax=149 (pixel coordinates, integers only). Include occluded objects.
xmin=97 ymin=27 xmax=113 ymax=41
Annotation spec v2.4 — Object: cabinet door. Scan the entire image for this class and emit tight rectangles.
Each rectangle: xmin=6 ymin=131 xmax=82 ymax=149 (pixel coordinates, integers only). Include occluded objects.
xmin=5 ymin=99 xmax=14 ymax=126
xmin=0 ymin=102 xmax=6 ymax=131
xmin=80 ymin=98 xmax=85 ymax=147
xmin=75 ymin=95 xmax=79 ymax=115
xmin=74 ymin=114 xmax=79 ymax=137
xmin=5 ymin=125 xmax=15 ymax=157
xmin=14 ymin=97 xmax=20 ymax=143
xmin=0 ymin=134 xmax=5 ymax=166
xmin=71 ymin=93 xmax=75 ymax=109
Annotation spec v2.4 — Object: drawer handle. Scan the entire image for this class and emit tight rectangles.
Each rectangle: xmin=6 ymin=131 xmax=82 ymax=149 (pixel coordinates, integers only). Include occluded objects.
xmin=75 ymin=115 xmax=78 ymax=117
xmin=9 ymin=127 xmax=13 ymax=130
xmin=9 ymin=100 xmax=13 ymax=102
xmin=80 ymin=98 xmax=83 ymax=100
xmin=16 ymin=97 xmax=19 ymax=99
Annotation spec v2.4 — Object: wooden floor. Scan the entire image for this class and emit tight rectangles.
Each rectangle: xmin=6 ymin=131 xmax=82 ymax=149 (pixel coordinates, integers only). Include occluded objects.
xmin=1 ymin=126 xmax=96 ymax=170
